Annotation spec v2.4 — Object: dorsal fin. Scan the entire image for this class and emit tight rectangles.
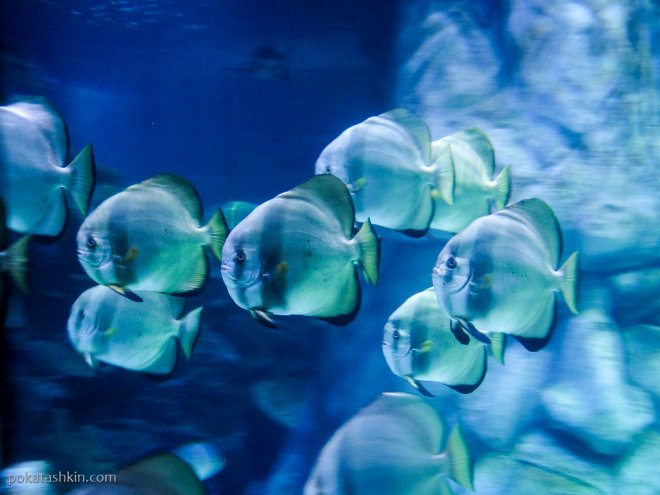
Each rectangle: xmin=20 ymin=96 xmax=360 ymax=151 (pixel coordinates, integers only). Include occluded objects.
xmin=497 ymin=198 xmax=562 ymax=266
xmin=379 ymin=108 xmax=432 ymax=164
xmin=6 ymin=97 xmax=69 ymax=163
xmin=280 ymin=174 xmax=355 ymax=237
xmin=130 ymin=174 xmax=203 ymax=223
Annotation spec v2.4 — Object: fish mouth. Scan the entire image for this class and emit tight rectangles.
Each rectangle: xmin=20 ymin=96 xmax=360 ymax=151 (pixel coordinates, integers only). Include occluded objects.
xmin=432 ymin=267 xmax=471 ymax=294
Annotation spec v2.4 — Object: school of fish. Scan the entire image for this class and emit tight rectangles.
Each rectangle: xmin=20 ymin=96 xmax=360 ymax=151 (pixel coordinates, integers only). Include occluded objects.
xmin=1 ymin=98 xmax=581 ymax=494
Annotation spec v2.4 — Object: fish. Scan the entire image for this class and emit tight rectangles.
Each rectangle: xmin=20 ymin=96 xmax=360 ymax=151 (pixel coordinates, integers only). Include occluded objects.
xmin=303 ymin=392 xmax=474 ymax=495
xmin=432 ymin=198 xmax=579 ymax=351
xmin=76 ymin=173 xmax=227 ymax=299
xmin=383 ymin=288 xmax=506 ymax=395
xmin=429 ymin=128 xmax=511 ymax=233
xmin=221 ymin=174 xmax=379 ymax=326
xmin=224 ymin=45 xmax=291 ymax=80
xmin=315 ymin=109 xmax=455 ymax=237
xmin=67 ymin=285 xmax=202 ymax=374
xmin=65 ymin=442 xmax=224 ymax=495
xmin=0 ymin=97 xmax=95 ymax=236
xmin=0 ymin=200 xmax=30 ymax=295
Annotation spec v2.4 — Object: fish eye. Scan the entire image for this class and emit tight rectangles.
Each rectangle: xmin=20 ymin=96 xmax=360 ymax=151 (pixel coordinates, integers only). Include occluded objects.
xmin=77 ymin=310 xmax=84 ymax=321
xmin=324 ymin=165 xmax=331 ymax=173
xmin=392 ymin=330 xmax=400 ymax=340
xmin=235 ymin=249 xmax=246 ymax=263
xmin=86 ymin=236 xmax=97 ymax=249
xmin=446 ymin=256 xmax=457 ymax=269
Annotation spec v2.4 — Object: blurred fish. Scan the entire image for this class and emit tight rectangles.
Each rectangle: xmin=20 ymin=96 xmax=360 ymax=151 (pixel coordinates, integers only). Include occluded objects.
xmin=430 ymin=128 xmax=510 ymax=233
xmin=315 ymin=109 xmax=455 ymax=237
xmin=224 ymin=45 xmax=291 ymax=80
xmin=250 ymin=376 xmax=308 ymax=429
xmin=383 ymin=288 xmax=505 ymax=395
xmin=0 ymin=200 xmax=30 ymax=294
xmin=432 ymin=198 xmax=579 ymax=351
xmin=304 ymin=392 xmax=474 ymax=495
xmin=77 ymin=174 xmax=227 ymax=300
xmin=67 ymin=285 xmax=202 ymax=374
xmin=1 ymin=460 xmax=56 ymax=494
xmin=0 ymin=97 xmax=95 ymax=235
xmin=66 ymin=442 xmax=224 ymax=495
xmin=221 ymin=174 xmax=379 ymax=327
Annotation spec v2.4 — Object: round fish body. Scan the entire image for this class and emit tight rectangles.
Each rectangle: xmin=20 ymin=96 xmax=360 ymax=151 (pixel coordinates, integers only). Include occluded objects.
xmin=0 ymin=99 xmax=94 ymax=235
xmin=430 ymin=129 xmax=510 ymax=233
xmin=221 ymin=174 xmax=379 ymax=323
xmin=304 ymin=392 xmax=473 ymax=495
xmin=432 ymin=199 xmax=578 ymax=346
xmin=383 ymin=288 xmax=486 ymax=390
xmin=77 ymin=174 xmax=225 ymax=295
xmin=315 ymin=110 xmax=454 ymax=235
xmin=67 ymin=285 xmax=201 ymax=373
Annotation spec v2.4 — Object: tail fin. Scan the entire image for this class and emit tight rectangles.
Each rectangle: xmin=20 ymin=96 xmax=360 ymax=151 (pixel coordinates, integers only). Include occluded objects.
xmin=5 ymin=235 xmax=30 ymax=293
xmin=172 ymin=442 xmax=225 ymax=481
xmin=66 ymin=144 xmax=95 ymax=215
xmin=205 ymin=208 xmax=228 ymax=261
xmin=559 ymin=252 xmax=579 ymax=314
xmin=354 ymin=219 xmax=380 ymax=285
xmin=431 ymin=144 xmax=455 ymax=205
xmin=177 ymin=307 xmax=203 ymax=359
xmin=444 ymin=425 xmax=474 ymax=491
xmin=221 ymin=201 xmax=257 ymax=231
xmin=488 ymin=332 xmax=507 ymax=365
xmin=491 ymin=165 xmax=511 ymax=210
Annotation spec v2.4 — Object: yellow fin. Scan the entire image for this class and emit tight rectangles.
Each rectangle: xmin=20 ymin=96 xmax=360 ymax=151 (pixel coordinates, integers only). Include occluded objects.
xmin=103 ymin=327 xmax=117 ymax=337
xmin=122 ymin=246 xmax=139 ymax=264
xmin=351 ymin=178 xmax=367 ymax=192
xmin=419 ymin=340 xmax=433 ymax=353
xmin=274 ymin=261 xmax=288 ymax=281
xmin=431 ymin=188 xmax=442 ymax=200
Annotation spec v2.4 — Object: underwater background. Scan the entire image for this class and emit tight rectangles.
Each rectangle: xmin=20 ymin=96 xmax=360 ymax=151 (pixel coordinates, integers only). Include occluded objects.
xmin=1 ymin=0 xmax=659 ymax=494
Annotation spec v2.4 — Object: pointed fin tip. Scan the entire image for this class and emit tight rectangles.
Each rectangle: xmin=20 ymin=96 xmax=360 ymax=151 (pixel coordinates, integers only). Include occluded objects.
xmin=560 ymin=251 xmax=579 ymax=314
xmin=355 ymin=218 xmax=380 ymax=285
xmin=446 ymin=425 xmax=474 ymax=491
xmin=403 ymin=376 xmax=434 ymax=397
xmin=5 ymin=235 xmax=30 ymax=293
xmin=250 ymin=308 xmax=278 ymax=328
xmin=67 ymin=144 xmax=96 ymax=216
xmin=178 ymin=307 xmax=203 ymax=359
xmin=207 ymin=208 xmax=228 ymax=261
xmin=492 ymin=164 xmax=511 ymax=211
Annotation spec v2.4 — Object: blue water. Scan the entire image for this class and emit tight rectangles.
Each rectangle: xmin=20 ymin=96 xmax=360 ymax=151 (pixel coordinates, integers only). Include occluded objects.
xmin=2 ymin=1 xmax=659 ymax=494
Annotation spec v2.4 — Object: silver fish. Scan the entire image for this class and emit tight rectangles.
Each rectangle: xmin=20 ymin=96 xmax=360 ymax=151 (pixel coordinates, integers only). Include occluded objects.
xmin=432 ymin=198 xmax=579 ymax=351
xmin=315 ymin=109 xmax=455 ymax=237
xmin=383 ymin=288 xmax=506 ymax=395
xmin=304 ymin=392 xmax=474 ymax=495
xmin=430 ymin=128 xmax=510 ymax=233
xmin=77 ymin=174 xmax=227 ymax=300
xmin=66 ymin=442 xmax=223 ymax=495
xmin=67 ymin=285 xmax=202 ymax=374
xmin=0 ymin=97 xmax=95 ymax=235
xmin=221 ymin=174 xmax=379 ymax=326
